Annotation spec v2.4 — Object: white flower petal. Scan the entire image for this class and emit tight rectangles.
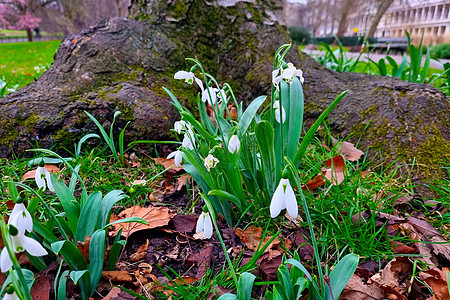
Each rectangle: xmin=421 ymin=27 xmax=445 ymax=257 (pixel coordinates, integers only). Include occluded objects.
xmin=201 ymin=87 xmax=217 ymax=105
xmin=0 ymin=247 xmax=13 ymax=273
xmin=45 ymin=170 xmax=55 ymax=192
xmin=35 ymin=166 xmax=46 ymax=190
xmin=296 ymin=69 xmax=304 ymax=84
xmin=275 ymin=106 xmax=286 ymax=124
xmin=203 ymin=213 xmax=213 ymax=239
xmin=196 ymin=213 xmax=205 ymax=234
xmin=21 ymin=235 xmax=47 ymax=257
xmin=228 ymin=135 xmax=240 ymax=153
xmin=168 ymin=150 xmax=182 ymax=167
xmin=270 ymin=181 xmax=286 ymax=218
xmin=9 ymin=203 xmax=33 ymax=233
xmin=174 ymin=71 xmax=194 ymax=84
xmin=194 ymin=76 xmax=204 ymax=91
xmin=3 ymin=291 xmax=19 ymax=300
xmin=182 ymin=134 xmax=194 ymax=150
xmin=284 ymin=181 xmax=298 ymax=218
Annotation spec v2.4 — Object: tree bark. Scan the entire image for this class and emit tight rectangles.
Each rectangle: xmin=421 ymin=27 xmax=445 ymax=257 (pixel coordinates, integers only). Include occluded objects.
xmin=336 ymin=0 xmax=356 ymax=36
xmin=0 ymin=0 xmax=448 ymax=195
xmin=366 ymin=0 xmax=395 ymax=38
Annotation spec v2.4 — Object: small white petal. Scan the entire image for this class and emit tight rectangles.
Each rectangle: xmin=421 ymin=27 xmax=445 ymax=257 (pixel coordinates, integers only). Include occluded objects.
xmin=275 ymin=106 xmax=286 ymax=124
xmin=174 ymin=71 xmax=194 ymax=84
xmin=296 ymin=69 xmax=304 ymax=84
xmin=194 ymin=76 xmax=204 ymax=91
xmin=270 ymin=182 xmax=285 ymax=218
xmin=21 ymin=235 xmax=47 ymax=257
xmin=228 ymin=135 xmax=240 ymax=153
xmin=45 ymin=170 xmax=55 ymax=192
xmin=196 ymin=213 xmax=205 ymax=234
xmin=168 ymin=150 xmax=182 ymax=167
xmin=9 ymin=203 xmax=33 ymax=233
xmin=3 ymin=291 xmax=20 ymax=300
xmin=201 ymin=87 xmax=217 ymax=105
xmin=283 ymin=181 xmax=298 ymax=218
xmin=35 ymin=166 xmax=46 ymax=190
xmin=182 ymin=134 xmax=194 ymax=150
xmin=203 ymin=213 xmax=213 ymax=239
xmin=0 ymin=247 xmax=13 ymax=273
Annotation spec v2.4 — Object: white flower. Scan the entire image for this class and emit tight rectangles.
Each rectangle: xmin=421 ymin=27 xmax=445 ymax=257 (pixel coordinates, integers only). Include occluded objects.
xmin=3 ymin=291 xmax=19 ymax=300
xmin=270 ymin=178 xmax=298 ymax=218
xmin=272 ymin=67 xmax=284 ymax=90
xmin=0 ymin=226 xmax=48 ymax=273
xmin=215 ymin=88 xmax=227 ymax=103
xmin=174 ymin=120 xmax=192 ymax=134
xmin=35 ymin=166 xmax=55 ymax=192
xmin=167 ymin=150 xmax=183 ymax=167
xmin=9 ymin=203 xmax=33 ymax=234
xmin=273 ymin=101 xmax=286 ymax=124
xmin=283 ymin=63 xmax=304 ymax=84
xmin=228 ymin=135 xmax=240 ymax=153
xmin=201 ymin=87 xmax=217 ymax=105
xmin=174 ymin=71 xmax=204 ymax=91
xmin=182 ymin=133 xmax=195 ymax=150
xmin=196 ymin=212 xmax=213 ymax=239
xmin=204 ymin=154 xmax=219 ymax=171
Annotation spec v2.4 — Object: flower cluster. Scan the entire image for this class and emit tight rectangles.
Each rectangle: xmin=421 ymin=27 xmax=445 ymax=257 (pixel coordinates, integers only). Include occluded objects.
xmin=1 ymin=200 xmax=47 ymax=273
xmin=174 ymin=71 xmax=227 ymax=105
xmin=272 ymin=62 xmax=304 ymax=90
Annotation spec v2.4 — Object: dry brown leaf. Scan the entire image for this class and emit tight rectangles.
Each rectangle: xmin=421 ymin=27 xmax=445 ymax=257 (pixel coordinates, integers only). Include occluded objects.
xmin=130 ymin=240 xmax=149 ymax=262
xmin=430 ymin=236 xmax=450 ymax=262
xmin=102 ymin=287 xmax=122 ymax=300
xmin=101 ymin=271 xmax=133 ymax=282
xmin=176 ymin=175 xmax=189 ymax=191
xmin=30 ymin=273 xmax=51 ymax=300
xmin=370 ymin=257 xmax=412 ymax=299
xmin=323 ymin=155 xmax=346 ymax=185
xmin=235 ymin=226 xmax=280 ymax=252
xmin=132 ymin=179 xmax=147 ymax=186
xmin=340 ymin=274 xmax=385 ymax=300
xmin=22 ymin=164 xmax=60 ymax=181
xmin=407 ymin=217 xmax=441 ymax=237
xmin=419 ymin=267 xmax=450 ymax=300
xmin=76 ymin=235 xmax=91 ymax=262
xmin=109 ymin=205 xmax=174 ymax=237
xmin=331 ymin=136 xmax=364 ymax=161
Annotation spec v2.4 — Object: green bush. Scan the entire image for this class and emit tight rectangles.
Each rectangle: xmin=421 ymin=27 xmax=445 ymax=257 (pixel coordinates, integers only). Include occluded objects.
xmin=288 ymin=26 xmax=311 ymax=45
xmin=430 ymin=43 xmax=450 ymax=59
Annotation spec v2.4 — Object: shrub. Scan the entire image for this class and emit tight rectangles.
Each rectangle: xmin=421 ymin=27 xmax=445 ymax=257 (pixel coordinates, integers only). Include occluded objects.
xmin=430 ymin=43 xmax=450 ymax=59
xmin=288 ymin=26 xmax=311 ymax=45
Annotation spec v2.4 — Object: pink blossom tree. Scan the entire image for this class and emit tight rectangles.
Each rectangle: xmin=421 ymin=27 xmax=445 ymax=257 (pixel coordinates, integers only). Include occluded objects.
xmin=0 ymin=0 xmax=42 ymax=41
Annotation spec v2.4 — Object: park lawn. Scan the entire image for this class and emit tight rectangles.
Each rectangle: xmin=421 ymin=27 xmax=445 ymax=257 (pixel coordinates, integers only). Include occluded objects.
xmin=0 ymin=40 xmax=61 ymax=89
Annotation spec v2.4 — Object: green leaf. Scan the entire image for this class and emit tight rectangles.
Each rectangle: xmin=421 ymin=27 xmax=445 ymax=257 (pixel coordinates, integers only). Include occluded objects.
xmin=163 ymin=87 xmax=183 ymax=111
xmin=255 ymin=120 xmax=277 ymax=194
xmin=325 ymin=253 xmax=359 ymax=300
xmin=238 ymin=95 xmax=266 ymax=135
xmin=8 ymin=181 xmax=18 ymax=201
xmin=218 ymin=294 xmax=237 ymax=300
xmin=69 ymin=165 xmax=81 ymax=194
xmin=27 ymin=157 xmax=73 ymax=166
xmin=51 ymin=241 xmax=87 ymax=270
xmin=419 ymin=46 xmax=431 ymax=84
xmin=286 ymin=77 xmax=304 ymax=160
xmin=76 ymin=133 xmax=100 ymax=157
xmin=208 ymin=189 xmax=243 ymax=213
xmin=51 ymin=174 xmax=80 ymax=235
xmin=119 ymin=121 xmax=130 ymax=160
xmin=75 ymin=192 xmax=102 ymax=242
xmin=293 ymin=91 xmax=347 ymax=166
xmin=88 ymin=230 xmax=106 ymax=296
xmin=285 ymin=259 xmax=322 ymax=298
xmin=56 ymin=270 xmax=70 ymax=300
xmin=101 ymin=190 xmax=128 ymax=227
xmin=70 ymin=270 xmax=91 ymax=300
xmin=237 ymin=272 xmax=256 ymax=300
xmin=277 ymin=265 xmax=294 ymax=299
xmin=33 ymin=221 xmax=59 ymax=243
xmin=107 ymin=233 xmax=126 ymax=271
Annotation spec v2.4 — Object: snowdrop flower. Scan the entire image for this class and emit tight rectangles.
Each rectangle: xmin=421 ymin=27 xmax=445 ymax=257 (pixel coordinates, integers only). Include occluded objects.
xmin=174 ymin=120 xmax=192 ymax=134
xmin=283 ymin=63 xmax=304 ymax=84
xmin=2 ymin=288 xmax=19 ymax=300
xmin=174 ymin=71 xmax=204 ymax=91
xmin=204 ymin=154 xmax=219 ymax=171
xmin=167 ymin=150 xmax=183 ymax=167
xmin=228 ymin=135 xmax=240 ymax=153
xmin=272 ymin=67 xmax=284 ymax=90
xmin=35 ymin=162 xmax=55 ymax=192
xmin=0 ymin=225 xmax=48 ymax=273
xmin=273 ymin=101 xmax=286 ymax=124
xmin=270 ymin=178 xmax=298 ymax=218
xmin=182 ymin=133 xmax=195 ymax=150
xmin=196 ymin=211 xmax=213 ymax=239
xmin=9 ymin=202 xmax=33 ymax=234
xmin=215 ymin=88 xmax=227 ymax=103
xmin=201 ymin=87 xmax=217 ymax=105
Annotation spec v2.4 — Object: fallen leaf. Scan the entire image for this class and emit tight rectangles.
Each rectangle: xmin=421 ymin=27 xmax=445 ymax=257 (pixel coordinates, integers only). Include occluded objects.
xmin=407 ymin=217 xmax=441 ymax=237
xmin=102 ymin=271 xmax=133 ymax=282
xmin=430 ymin=236 xmax=450 ymax=262
xmin=235 ymin=226 xmax=280 ymax=252
xmin=303 ymin=171 xmax=326 ymax=191
xmin=419 ymin=267 xmax=450 ymax=300
xmin=340 ymin=274 xmax=385 ymax=300
xmin=109 ymin=205 xmax=174 ymax=237
xmin=132 ymin=179 xmax=147 ymax=186
xmin=323 ymin=155 xmax=346 ymax=185
xmin=186 ymin=246 xmax=214 ymax=278
xmin=259 ymin=254 xmax=282 ymax=281
xmin=30 ymin=273 xmax=51 ymax=300
xmin=76 ymin=235 xmax=91 ymax=262
xmin=370 ymin=257 xmax=412 ymax=299
xmin=331 ymin=136 xmax=364 ymax=161
xmin=152 ymin=157 xmax=182 ymax=172
xmin=102 ymin=287 xmax=122 ymax=300
xmin=172 ymin=214 xmax=197 ymax=233
xmin=22 ymin=164 xmax=60 ymax=181
xmin=176 ymin=175 xmax=189 ymax=191
xmin=130 ymin=240 xmax=149 ymax=262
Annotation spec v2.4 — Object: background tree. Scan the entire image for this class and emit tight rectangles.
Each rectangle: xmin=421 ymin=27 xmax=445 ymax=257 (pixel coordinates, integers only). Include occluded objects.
xmin=0 ymin=0 xmax=42 ymax=41
xmin=366 ymin=0 xmax=395 ymax=38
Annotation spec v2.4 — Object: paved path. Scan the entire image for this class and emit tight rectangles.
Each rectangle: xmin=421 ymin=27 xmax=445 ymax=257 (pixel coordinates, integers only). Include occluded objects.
xmin=304 ymin=50 xmax=450 ymax=70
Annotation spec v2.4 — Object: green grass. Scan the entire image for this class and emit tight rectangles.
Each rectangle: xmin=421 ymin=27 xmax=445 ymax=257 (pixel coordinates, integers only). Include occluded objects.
xmin=0 ymin=29 xmax=61 ymax=38
xmin=0 ymin=40 xmax=61 ymax=89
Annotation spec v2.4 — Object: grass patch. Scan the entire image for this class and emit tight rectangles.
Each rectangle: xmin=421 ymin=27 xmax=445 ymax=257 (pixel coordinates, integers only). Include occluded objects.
xmin=0 ymin=40 xmax=61 ymax=89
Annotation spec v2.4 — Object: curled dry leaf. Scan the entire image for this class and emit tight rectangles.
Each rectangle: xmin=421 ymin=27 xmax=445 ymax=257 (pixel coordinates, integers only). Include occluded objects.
xmin=109 ymin=205 xmax=174 ymax=237
xmin=102 ymin=286 xmax=122 ymax=300
xmin=235 ymin=225 xmax=280 ymax=252
xmin=152 ymin=157 xmax=182 ymax=172
xmin=370 ymin=257 xmax=412 ymax=299
xmin=340 ymin=274 xmax=385 ymax=300
xmin=130 ymin=240 xmax=149 ymax=262
xmin=419 ymin=267 xmax=450 ymax=300
xmin=331 ymin=136 xmax=364 ymax=161
xmin=22 ymin=164 xmax=61 ymax=181
xmin=101 ymin=271 xmax=133 ymax=283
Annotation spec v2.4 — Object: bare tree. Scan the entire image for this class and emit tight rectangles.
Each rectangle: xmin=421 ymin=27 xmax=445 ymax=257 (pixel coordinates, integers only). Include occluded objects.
xmin=336 ymin=0 xmax=358 ymax=36
xmin=366 ymin=0 xmax=395 ymax=37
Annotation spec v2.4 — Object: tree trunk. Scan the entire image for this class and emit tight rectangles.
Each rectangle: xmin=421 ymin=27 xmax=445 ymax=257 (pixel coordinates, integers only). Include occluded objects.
xmin=336 ymin=0 xmax=356 ymax=36
xmin=0 ymin=0 xmax=448 ymax=195
xmin=366 ymin=0 xmax=395 ymax=38
xmin=26 ymin=28 xmax=33 ymax=42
